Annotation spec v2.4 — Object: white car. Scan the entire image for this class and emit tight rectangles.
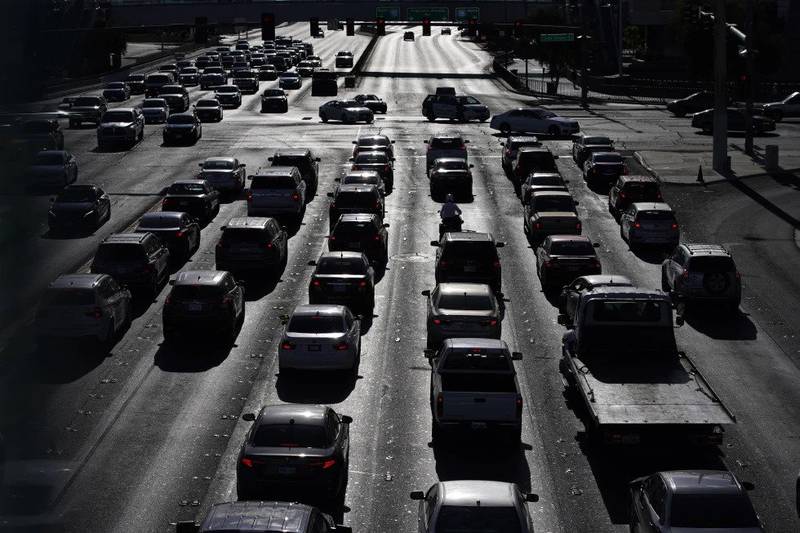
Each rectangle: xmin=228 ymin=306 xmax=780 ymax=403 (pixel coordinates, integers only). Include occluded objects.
xmin=760 ymin=91 xmax=800 ymax=121
xmin=278 ymin=304 xmax=361 ymax=373
xmin=490 ymin=107 xmax=580 ymax=136
xmin=319 ymin=100 xmax=374 ymax=124
xmin=410 ymin=480 xmax=539 ymax=533
xmin=35 ymin=273 xmax=132 ymax=345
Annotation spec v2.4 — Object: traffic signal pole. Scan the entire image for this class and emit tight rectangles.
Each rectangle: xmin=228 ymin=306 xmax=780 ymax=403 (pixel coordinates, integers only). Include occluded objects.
xmin=712 ymin=0 xmax=729 ymax=174
xmin=744 ymin=0 xmax=754 ymax=156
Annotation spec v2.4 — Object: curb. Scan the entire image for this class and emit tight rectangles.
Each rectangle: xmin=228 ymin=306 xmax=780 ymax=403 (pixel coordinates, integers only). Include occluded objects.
xmin=633 ymin=151 xmax=732 ymax=187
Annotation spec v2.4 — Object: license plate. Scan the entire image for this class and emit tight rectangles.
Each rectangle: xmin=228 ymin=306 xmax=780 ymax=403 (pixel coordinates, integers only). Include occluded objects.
xmin=347 ymin=242 xmax=359 ymax=248
xmin=187 ymin=302 xmax=202 ymax=312
xmin=332 ymin=284 xmax=347 ymax=293
xmin=308 ymin=345 xmax=321 ymax=351
xmin=179 ymin=200 xmax=188 ymax=206
xmin=277 ymin=466 xmax=296 ymax=475
xmin=464 ymin=266 xmax=477 ymax=273
xmin=470 ymin=422 xmax=487 ymax=430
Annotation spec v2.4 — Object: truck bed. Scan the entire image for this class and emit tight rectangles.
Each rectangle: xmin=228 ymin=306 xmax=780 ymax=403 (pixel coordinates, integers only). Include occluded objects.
xmin=440 ymin=373 xmax=517 ymax=393
xmin=566 ymin=352 xmax=735 ymax=426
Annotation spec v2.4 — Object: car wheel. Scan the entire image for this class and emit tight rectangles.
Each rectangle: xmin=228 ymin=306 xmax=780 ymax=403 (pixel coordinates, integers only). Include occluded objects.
xmin=674 ymin=110 xmax=686 ymax=118
xmin=661 ymin=272 xmax=671 ymax=294
xmin=321 ymin=113 xmax=328 ymax=123
xmin=548 ymin=125 xmax=561 ymax=137
xmin=770 ymin=110 xmax=783 ymax=121
xmin=499 ymin=123 xmax=511 ymax=135
xmin=426 ymin=113 xmax=435 ymax=122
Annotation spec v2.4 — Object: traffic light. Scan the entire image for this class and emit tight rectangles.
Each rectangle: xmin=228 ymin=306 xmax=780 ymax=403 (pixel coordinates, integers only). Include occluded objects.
xmin=261 ymin=12 xmax=275 ymax=41
xmin=422 ymin=18 xmax=431 ymax=36
xmin=514 ymin=20 xmax=523 ymax=38
xmin=346 ymin=18 xmax=354 ymax=36
xmin=467 ymin=18 xmax=477 ymax=37
xmin=310 ymin=17 xmax=320 ymax=37
xmin=194 ymin=16 xmax=208 ymax=44
xmin=376 ymin=18 xmax=385 ymax=36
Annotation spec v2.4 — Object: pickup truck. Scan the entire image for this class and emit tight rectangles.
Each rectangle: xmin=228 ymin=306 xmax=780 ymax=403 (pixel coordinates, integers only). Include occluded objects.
xmin=558 ymin=287 xmax=735 ymax=446
xmin=426 ymin=338 xmax=523 ymax=445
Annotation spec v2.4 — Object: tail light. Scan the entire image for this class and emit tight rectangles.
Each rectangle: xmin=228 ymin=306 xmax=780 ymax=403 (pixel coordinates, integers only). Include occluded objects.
xmin=439 ymin=260 xmax=447 ymax=268
xmin=85 ymin=306 xmax=103 ymax=319
xmin=489 ymin=319 xmax=498 ymax=326
xmin=671 ymin=223 xmax=679 ymax=230
xmin=358 ymin=280 xmax=367 ymax=288
xmin=543 ymin=260 xmax=552 ymax=269
xmin=373 ymin=234 xmax=381 ymax=241
xmin=265 ymin=242 xmax=273 ymax=249
xmin=516 ymin=395 xmax=523 ymax=417
xmin=312 ymin=279 xmax=321 ymax=287
xmin=291 ymin=192 xmax=301 ymax=202
xmin=681 ymin=270 xmax=689 ymax=281
xmin=165 ymin=295 xmax=172 ymax=305
xmin=592 ymin=259 xmax=601 ymax=269
xmin=436 ymin=393 xmax=444 ymax=417
xmin=310 ymin=458 xmax=337 ymax=469
xmin=246 ymin=191 xmax=253 ymax=202
xmin=162 ymin=198 xmax=174 ymax=208
xmin=623 ymin=165 xmax=630 ymax=175
xmin=330 ymin=202 xmax=336 ymax=209
xmin=735 ymin=271 xmax=741 ymax=280
xmin=175 ymin=230 xmax=184 ymax=238
xmin=335 ymin=342 xmax=349 ymax=351
xmin=534 ymin=222 xmax=543 ymax=230
xmin=432 ymin=318 xmax=442 ymax=325
xmin=576 ymin=222 xmax=582 ymax=231
xmin=656 ymin=192 xmax=663 ymax=201
xmin=492 ymin=260 xmax=500 ymax=270
xmin=634 ymin=222 xmax=641 ymax=229
xmin=281 ymin=341 xmax=295 ymax=350
xmin=240 ymin=457 xmax=254 ymax=468
xmin=619 ymin=191 xmax=626 ymax=199
xmin=329 ymin=235 xmax=336 ymax=241
xmin=221 ymin=295 xmax=233 ymax=308
xmin=375 ymin=201 xmax=381 ymax=209
xmin=384 ymin=164 xmax=391 ymax=172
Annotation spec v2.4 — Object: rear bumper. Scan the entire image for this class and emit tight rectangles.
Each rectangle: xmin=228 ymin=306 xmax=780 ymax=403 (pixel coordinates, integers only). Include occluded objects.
xmin=628 ymin=232 xmax=679 ymax=246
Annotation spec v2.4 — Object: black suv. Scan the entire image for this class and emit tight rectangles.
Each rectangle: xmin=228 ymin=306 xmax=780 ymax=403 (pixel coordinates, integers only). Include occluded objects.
xmin=215 ymin=217 xmax=288 ymax=276
xmin=327 ymin=184 xmax=384 ymax=231
xmin=431 ymin=232 xmax=505 ymax=293
xmin=162 ymin=270 xmax=245 ymax=344
xmin=308 ymin=251 xmax=375 ymax=313
xmin=329 ymin=213 xmax=389 ymax=266
xmin=269 ymin=149 xmax=320 ymax=198
xmin=511 ymin=146 xmax=559 ymax=190
xmin=661 ymin=243 xmax=742 ymax=312
xmin=90 ymin=233 xmax=170 ymax=296
xmin=608 ymin=175 xmax=662 ymax=218
xmin=48 ymin=184 xmax=111 ymax=234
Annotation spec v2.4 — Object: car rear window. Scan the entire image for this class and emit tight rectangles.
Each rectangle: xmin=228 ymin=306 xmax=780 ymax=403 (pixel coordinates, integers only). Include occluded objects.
xmin=250 ymin=175 xmax=296 ymax=189
xmin=435 ymin=506 xmax=522 ymax=533
xmin=519 ymin=152 xmax=557 ymax=171
xmin=252 ymin=424 xmax=328 ymax=448
xmin=585 ymin=136 xmax=612 ymax=145
xmin=203 ymin=159 xmax=233 ymax=170
xmin=592 ymin=301 xmax=663 ymax=322
xmin=533 ymin=196 xmax=574 ymax=212
xmin=593 ymin=153 xmax=623 ymax=163
xmin=57 ymin=188 xmax=94 ymax=202
xmin=342 ymin=175 xmax=379 ymax=187
xmin=42 ymin=289 xmax=95 ymax=306
xmin=358 ymin=137 xmax=389 ymax=146
xmin=168 ymin=115 xmax=195 ymax=125
xmin=74 ymin=97 xmax=100 ymax=106
xmin=623 ymin=182 xmax=660 ymax=196
xmin=138 ymin=216 xmax=180 ymax=229
xmin=316 ymin=257 xmax=366 ymax=275
xmin=430 ymin=138 xmax=463 ymax=149
xmin=669 ymin=494 xmax=759 ymax=528
xmin=170 ymin=285 xmax=223 ymax=301
xmin=221 ymin=228 xmax=268 ymax=244
xmin=441 ymin=351 xmax=512 ymax=371
xmin=528 ymin=175 xmax=563 ymax=186
xmin=196 ymin=100 xmax=218 ymax=107
xmin=142 ymin=100 xmax=166 ymax=108
xmin=688 ymin=256 xmax=736 ymax=273
xmin=549 ymin=240 xmax=595 ymax=255
xmin=441 ymin=242 xmax=497 ymax=261
xmin=95 ymin=244 xmax=145 ymax=262
xmin=636 ymin=210 xmax=675 ymax=221
xmin=334 ymin=191 xmax=374 ymax=207
xmin=168 ymin=183 xmax=204 ymax=194
xmin=436 ymin=293 xmax=493 ymax=311
xmin=287 ymin=315 xmax=345 ymax=333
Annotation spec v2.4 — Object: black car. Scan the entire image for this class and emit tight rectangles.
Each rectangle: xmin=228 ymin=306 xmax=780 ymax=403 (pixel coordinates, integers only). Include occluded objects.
xmin=327 ymin=184 xmax=385 ymax=231
xmin=90 ymin=232 xmax=170 ymax=296
xmin=269 ymin=149 xmax=320 ymax=197
xmin=309 ymin=251 xmax=376 ymax=313
xmin=48 ymin=184 xmax=111 ymax=234
xmin=583 ymin=151 xmax=626 ymax=186
xmin=215 ymin=216 xmax=288 ymax=276
xmin=431 ymin=232 xmax=505 ymax=294
xmin=232 ymin=69 xmax=259 ymax=94
xmin=134 ymin=211 xmax=200 ymax=261
xmin=571 ymin=133 xmax=614 ymax=167
xmin=156 ymin=84 xmax=190 ymax=113
xmin=261 ymin=88 xmax=289 ymax=113
xmin=258 ymin=65 xmax=278 ymax=81
xmin=162 ymin=113 xmax=202 ymax=145
xmin=353 ymin=94 xmax=388 ymax=114
xmin=329 ymin=213 xmax=389 ymax=266
xmin=349 ymin=151 xmax=394 ymax=192
xmin=236 ymin=404 xmax=352 ymax=503
xmin=162 ymin=270 xmax=245 ymax=344
xmin=162 ymin=180 xmax=220 ymax=223
xmin=194 ymin=98 xmax=223 ymax=123
xmin=125 ymin=73 xmax=145 ymax=94
xmin=691 ymin=108 xmax=776 ymax=134
xmin=666 ymin=91 xmax=717 ymax=117
xmin=176 ymin=501 xmax=350 ymax=533
xmin=536 ymin=235 xmax=601 ymax=291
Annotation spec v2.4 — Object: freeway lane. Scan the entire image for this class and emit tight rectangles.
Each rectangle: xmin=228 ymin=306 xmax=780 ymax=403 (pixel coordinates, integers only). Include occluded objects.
xmin=1 ymin=24 xmax=799 ymax=533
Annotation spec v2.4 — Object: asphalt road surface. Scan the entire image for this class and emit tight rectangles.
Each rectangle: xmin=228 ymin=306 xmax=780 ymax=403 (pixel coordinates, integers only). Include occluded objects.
xmin=1 ymin=24 xmax=799 ymax=533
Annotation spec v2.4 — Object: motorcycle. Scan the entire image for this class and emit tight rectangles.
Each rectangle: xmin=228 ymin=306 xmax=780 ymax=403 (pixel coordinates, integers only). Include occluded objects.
xmin=438 ymin=215 xmax=463 ymax=237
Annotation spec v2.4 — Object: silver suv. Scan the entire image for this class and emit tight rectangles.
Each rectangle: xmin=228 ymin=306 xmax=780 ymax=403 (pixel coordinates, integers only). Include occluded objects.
xmin=96 ymin=108 xmax=145 ymax=149
xmin=661 ymin=243 xmax=742 ymax=312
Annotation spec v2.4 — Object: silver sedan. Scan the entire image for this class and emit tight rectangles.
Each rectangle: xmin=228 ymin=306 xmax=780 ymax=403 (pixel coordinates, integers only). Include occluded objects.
xmin=278 ymin=304 xmax=361 ymax=373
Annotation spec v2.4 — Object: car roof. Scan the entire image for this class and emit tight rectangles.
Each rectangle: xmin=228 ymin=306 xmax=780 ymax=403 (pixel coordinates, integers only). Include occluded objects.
xmin=590 ymin=151 xmax=621 ymax=158
xmin=660 ymin=470 xmax=742 ymax=496
xmin=257 ymin=404 xmax=328 ymax=425
xmin=253 ymin=166 xmax=298 ymax=177
xmin=355 ymin=151 xmax=388 ymax=158
xmin=292 ymin=304 xmax=348 ymax=316
xmin=429 ymin=132 xmax=463 ymax=140
xmin=49 ymin=273 xmax=106 ymax=290
xmin=224 ymin=217 xmax=272 ymax=230
xmin=507 ymin=135 xmax=540 ymax=144
xmin=442 ymin=338 xmax=509 ymax=351
xmin=62 ymin=184 xmax=98 ymax=193
xmin=683 ymin=243 xmax=731 ymax=256
xmin=433 ymin=158 xmax=467 ymax=164
xmin=436 ymin=282 xmax=494 ymax=297
xmin=517 ymin=146 xmax=552 ymax=154
xmin=205 ymin=156 xmax=235 ymax=164
xmin=104 ymin=107 xmax=137 ymax=113
xmin=343 ymin=170 xmax=381 ymax=178
xmin=337 ymin=213 xmax=379 ymax=223
xmin=583 ymin=286 xmax=668 ymax=300
xmin=357 ymin=134 xmax=389 ymax=141
xmin=443 ymin=231 xmax=494 ymax=243
xmin=619 ymin=175 xmax=657 ymax=184
xmin=273 ymin=149 xmax=312 ymax=157
xmin=139 ymin=211 xmax=185 ymax=223
xmin=168 ymin=112 xmax=195 ymax=119
xmin=531 ymin=190 xmax=572 ymax=198
xmin=171 ymin=179 xmax=206 ymax=186
xmin=631 ymin=202 xmax=672 ymax=211
xmin=199 ymin=501 xmax=313 ymax=533
xmin=439 ymin=480 xmax=517 ymax=507
xmin=173 ymin=270 xmax=228 ymax=286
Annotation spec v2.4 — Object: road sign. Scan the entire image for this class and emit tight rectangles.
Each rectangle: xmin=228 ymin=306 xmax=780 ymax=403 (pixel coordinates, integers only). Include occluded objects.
xmin=375 ymin=7 xmax=401 ymax=20
xmin=540 ymin=33 xmax=575 ymax=43
xmin=407 ymin=7 xmax=449 ymax=22
xmin=454 ymin=7 xmax=480 ymax=21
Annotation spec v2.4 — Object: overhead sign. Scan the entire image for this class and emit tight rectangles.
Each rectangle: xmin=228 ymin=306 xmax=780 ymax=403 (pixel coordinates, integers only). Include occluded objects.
xmin=540 ymin=32 xmax=575 ymax=43
xmin=375 ymin=7 xmax=401 ymax=20
xmin=407 ymin=7 xmax=449 ymax=22
xmin=454 ymin=7 xmax=480 ymax=21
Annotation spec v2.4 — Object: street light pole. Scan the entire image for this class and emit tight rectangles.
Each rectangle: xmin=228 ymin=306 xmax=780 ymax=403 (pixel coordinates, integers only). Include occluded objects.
xmin=712 ymin=0 xmax=728 ymax=173
xmin=744 ymin=0 xmax=754 ymax=155
xmin=617 ymin=0 xmax=623 ymax=77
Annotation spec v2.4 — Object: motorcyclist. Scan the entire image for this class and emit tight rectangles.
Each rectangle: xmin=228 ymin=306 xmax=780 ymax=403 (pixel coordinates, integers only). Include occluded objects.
xmin=439 ymin=193 xmax=462 ymax=224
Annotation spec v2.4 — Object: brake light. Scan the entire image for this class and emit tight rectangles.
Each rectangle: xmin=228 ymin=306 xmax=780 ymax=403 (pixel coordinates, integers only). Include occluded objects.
xmin=240 ymin=457 xmax=254 ymax=468
xmin=634 ymin=222 xmax=641 ymax=229
xmin=265 ymin=242 xmax=273 ymax=249
xmin=164 ymin=295 xmax=172 ymax=305
xmin=492 ymin=260 xmax=500 ymax=270
xmin=322 ymin=459 xmax=336 ymax=469
xmin=619 ymin=191 xmax=626 ymax=199
xmin=543 ymin=260 xmax=552 ymax=268
xmin=175 ymin=230 xmax=184 ymax=238
xmin=281 ymin=341 xmax=295 ymax=350
xmin=623 ymin=165 xmax=630 ymax=175
xmin=671 ymin=223 xmax=679 ymax=230
xmin=681 ymin=270 xmax=689 ymax=280
xmin=436 ymin=393 xmax=444 ymax=417
xmin=576 ymin=222 xmax=582 ymax=231
xmin=358 ymin=280 xmax=367 ymax=287
xmin=312 ymin=280 xmax=321 ymax=287
xmin=516 ymin=395 xmax=523 ymax=417
xmin=384 ymin=164 xmax=390 ymax=172
xmin=735 ymin=271 xmax=741 ymax=280
xmin=656 ymin=192 xmax=663 ymax=200
xmin=373 ymin=234 xmax=381 ymax=241
xmin=592 ymin=260 xmax=601 ymax=269
xmin=246 ymin=191 xmax=253 ymax=202
xmin=291 ymin=192 xmax=301 ymax=202
xmin=335 ymin=342 xmax=349 ymax=351
xmin=85 ymin=306 xmax=103 ymax=319
xmin=433 ymin=318 xmax=442 ymax=325
xmin=162 ymin=198 xmax=174 ymax=208
xmin=330 ymin=202 xmax=336 ymax=209
xmin=439 ymin=260 xmax=447 ymax=268
xmin=375 ymin=201 xmax=381 ymax=209
xmin=329 ymin=235 xmax=336 ymax=241
xmin=534 ymin=222 xmax=543 ymax=230
xmin=489 ymin=319 xmax=498 ymax=326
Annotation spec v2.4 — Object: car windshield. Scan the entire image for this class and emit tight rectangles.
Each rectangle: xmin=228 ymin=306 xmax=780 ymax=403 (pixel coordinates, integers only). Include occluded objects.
xmin=74 ymin=97 xmax=100 ymax=106
xmin=170 ymin=285 xmax=223 ymax=301
xmin=436 ymin=292 xmax=493 ymax=311
xmin=549 ymin=240 xmax=595 ymax=255
xmin=263 ymin=90 xmax=284 ymax=96
xmin=334 ymin=191 xmax=374 ymax=207
xmin=458 ymin=96 xmax=481 ymax=105
xmin=252 ymin=424 xmax=328 ymax=448
xmin=359 ymin=137 xmax=389 ymax=146
xmin=298 ymin=61 xmax=313 ymax=67
xmin=147 ymin=74 xmax=171 ymax=83
xmin=441 ymin=351 xmax=512 ymax=371
xmin=196 ymin=100 xmax=218 ymax=107
xmin=203 ymin=160 xmax=233 ymax=170
xmin=592 ymin=301 xmax=663 ymax=322
xmin=343 ymin=175 xmax=379 ymax=186
xmin=430 ymin=138 xmax=463 ymax=149
xmin=280 ymin=72 xmax=297 ymax=78
xmin=142 ymin=100 xmax=166 ymax=108
xmin=585 ymin=136 xmax=612 ymax=145
xmin=593 ymin=154 xmax=623 ymax=163
xmin=33 ymin=152 xmax=64 ymax=165
xmin=316 ymin=257 xmax=366 ymax=275
xmin=216 ymin=87 xmax=238 ymax=94
xmin=138 ymin=216 xmax=181 ymax=229
xmin=168 ymin=183 xmax=204 ymax=194
xmin=689 ymin=256 xmax=736 ymax=273
xmin=95 ymin=244 xmax=144 ymax=262
xmin=669 ymin=493 xmax=760 ymax=528
xmin=250 ymin=175 xmax=296 ymax=189
xmin=168 ymin=115 xmax=195 ymax=124
xmin=102 ymin=111 xmax=133 ymax=123
xmin=287 ymin=314 xmax=345 ymax=333
xmin=533 ymin=196 xmax=574 ymax=212
xmin=528 ymin=175 xmax=562 ymax=186
xmin=57 ymin=188 xmax=94 ymax=202
xmin=41 ymin=289 xmax=95 ymax=306
xmin=435 ymin=506 xmax=522 ymax=533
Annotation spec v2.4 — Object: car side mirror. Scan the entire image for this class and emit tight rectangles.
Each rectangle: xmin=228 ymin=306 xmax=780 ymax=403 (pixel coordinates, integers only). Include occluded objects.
xmin=383 ymin=223 xmax=390 ymax=228
xmin=423 ymin=140 xmax=429 ymax=144
xmin=351 ymin=140 xmax=357 ymax=144
xmin=334 ymin=177 xmax=341 ymax=182
xmin=496 ymin=242 xmax=506 ymax=248
xmin=429 ymin=241 xmax=439 ymax=247
xmin=410 ymin=491 xmax=425 ymax=500
xmin=573 ymin=200 xmax=579 ymax=206
xmin=315 ymin=157 xmax=321 ymax=162
xmin=525 ymin=493 xmax=539 ymax=503
xmin=421 ymin=290 xmax=431 ymax=297
xmin=198 ymin=163 xmax=203 ymax=167
xmin=340 ymin=415 xmax=353 ymax=424
xmin=675 ymin=315 xmax=685 ymax=327
xmin=469 ymin=164 xmax=474 ymax=168
xmin=593 ymin=242 xmax=600 ymax=248
xmin=168 ymin=279 xmax=175 ymax=286
xmin=348 ymin=158 xmax=354 ymax=162
xmin=241 ymin=412 xmax=256 ymax=422
xmin=307 ymin=260 xmax=317 ymax=266
xmin=556 ymin=314 xmax=569 ymax=326
xmin=511 ymin=351 xmax=523 ymax=361
xmin=327 ymin=192 xmax=334 ymax=198
xmin=500 ymin=142 xmax=506 ymax=146
xmin=391 ymin=140 xmax=396 ymax=144
xmin=464 ymin=140 xmax=470 ymax=143
xmin=741 ymin=481 xmax=755 ymax=491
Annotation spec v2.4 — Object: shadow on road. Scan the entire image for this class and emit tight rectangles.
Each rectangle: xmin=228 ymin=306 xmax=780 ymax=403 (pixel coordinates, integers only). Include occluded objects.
xmin=433 ymin=437 xmax=532 ymax=493
xmin=153 ymin=337 xmax=234 ymax=372
xmin=275 ymin=370 xmax=357 ymax=404
xmin=682 ymin=306 xmax=758 ymax=341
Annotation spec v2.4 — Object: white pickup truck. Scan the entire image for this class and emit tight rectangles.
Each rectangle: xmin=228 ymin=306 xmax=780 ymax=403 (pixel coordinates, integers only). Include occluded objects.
xmin=426 ymin=337 xmax=523 ymax=445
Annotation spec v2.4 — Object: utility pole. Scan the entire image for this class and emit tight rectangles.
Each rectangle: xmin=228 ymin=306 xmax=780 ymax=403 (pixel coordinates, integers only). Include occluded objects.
xmin=580 ymin=0 xmax=589 ymax=107
xmin=712 ymin=0 xmax=728 ymax=173
xmin=617 ymin=0 xmax=623 ymax=77
xmin=743 ymin=0 xmax=754 ymax=155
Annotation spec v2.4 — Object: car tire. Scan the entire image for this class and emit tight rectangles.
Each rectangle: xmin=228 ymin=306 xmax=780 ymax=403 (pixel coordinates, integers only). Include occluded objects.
xmin=431 ymin=420 xmax=444 ymax=445
xmin=426 ymin=113 xmax=435 ymax=122
xmin=500 ymin=123 xmax=511 ymax=135
xmin=661 ymin=272 xmax=671 ymax=294
xmin=321 ymin=113 xmax=328 ymax=123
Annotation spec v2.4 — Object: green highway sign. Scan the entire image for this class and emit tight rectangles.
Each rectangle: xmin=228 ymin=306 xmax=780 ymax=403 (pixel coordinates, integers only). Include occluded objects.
xmin=375 ymin=7 xmax=401 ymax=20
xmin=540 ymin=33 xmax=575 ymax=43
xmin=454 ymin=7 xmax=480 ymax=21
xmin=407 ymin=7 xmax=449 ymax=21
